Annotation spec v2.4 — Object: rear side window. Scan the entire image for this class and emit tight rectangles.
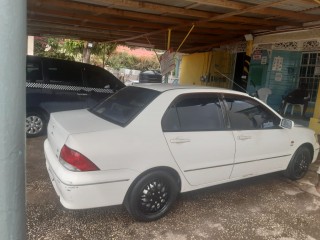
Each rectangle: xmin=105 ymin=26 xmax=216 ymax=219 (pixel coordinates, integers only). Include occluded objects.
xmin=45 ymin=60 xmax=83 ymax=86
xmin=90 ymin=87 xmax=160 ymax=126
xmin=85 ymin=68 xmax=115 ymax=89
xmin=224 ymin=96 xmax=281 ymax=130
xmin=26 ymin=60 xmax=43 ymax=83
xmin=162 ymin=93 xmax=224 ymax=132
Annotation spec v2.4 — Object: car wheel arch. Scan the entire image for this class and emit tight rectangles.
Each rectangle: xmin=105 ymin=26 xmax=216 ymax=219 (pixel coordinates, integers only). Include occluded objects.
xmin=123 ymin=166 xmax=182 ymax=204
xmin=27 ymin=107 xmax=49 ymax=122
xmin=297 ymin=142 xmax=314 ymax=160
xmin=123 ymin=166 xmax=182 ymax=221
xmin=285 ymin=143 xmax=313 ymax=180
xmin=26 ymin=108 xmax=49 ymax=137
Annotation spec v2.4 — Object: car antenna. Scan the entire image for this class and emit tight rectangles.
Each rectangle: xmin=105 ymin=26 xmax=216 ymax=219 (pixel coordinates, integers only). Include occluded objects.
xmin=213 ymin=65 xmax=249 ymax=94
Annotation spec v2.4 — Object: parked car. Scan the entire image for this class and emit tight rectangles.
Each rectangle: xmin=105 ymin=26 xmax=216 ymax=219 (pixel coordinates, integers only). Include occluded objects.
xmin=26 ymin=55 xmax=125 ymax=137
xmin=44 ymin=84 xmax=319 ymax=221
xmin=139 ymin=70 xmax=162 ymax=83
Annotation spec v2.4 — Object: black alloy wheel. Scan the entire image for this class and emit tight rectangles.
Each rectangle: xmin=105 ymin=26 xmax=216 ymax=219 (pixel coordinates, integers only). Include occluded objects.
xmin=139 ymin=179 xmax=169 ymax=214
xmin=285 ymin=146 xmax=311 ymax=180
xmin=125 ymin=170 xmax=179 ymax=222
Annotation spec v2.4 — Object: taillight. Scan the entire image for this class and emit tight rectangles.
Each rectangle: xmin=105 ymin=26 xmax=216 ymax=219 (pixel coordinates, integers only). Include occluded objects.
xmin=59 ymin=145 xmax=100 ymax=171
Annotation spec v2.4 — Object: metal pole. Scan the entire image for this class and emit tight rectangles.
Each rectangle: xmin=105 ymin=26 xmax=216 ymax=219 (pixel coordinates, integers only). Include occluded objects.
xmin=0 ymin=0 xmax=26 ymax=239
xmin=164 ymin=29 xmax=172 ymax=84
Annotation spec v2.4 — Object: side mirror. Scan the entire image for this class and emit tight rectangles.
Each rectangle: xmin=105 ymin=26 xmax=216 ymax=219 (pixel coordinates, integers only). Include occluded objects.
xmin=280 ymin=118 xmax=294 ymax=129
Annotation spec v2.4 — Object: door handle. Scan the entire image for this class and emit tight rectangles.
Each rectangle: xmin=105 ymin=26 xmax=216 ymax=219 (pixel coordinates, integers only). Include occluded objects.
xmin=238 ymin=135 xmax=252 ymax=140
xmin=170 ymin=138 xmax=190 ymax=144
xmin=77 ymin=93 xmax=89 ymax=96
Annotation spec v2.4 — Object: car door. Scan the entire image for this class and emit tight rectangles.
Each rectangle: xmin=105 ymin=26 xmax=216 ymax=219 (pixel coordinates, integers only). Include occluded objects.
xmin=84 ymin=66 xmax=123 ymax=107
xmin=42 ymin=59 xmax=87 ymax=113
xmin=162 ymin=93 xmax=236 ymax=186
xmin=223 ymin=94 xmax=292 ymax=179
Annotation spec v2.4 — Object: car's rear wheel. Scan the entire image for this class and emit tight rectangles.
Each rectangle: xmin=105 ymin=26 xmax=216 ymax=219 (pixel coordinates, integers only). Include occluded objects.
xmin=125 ymin=170 xmax=179 ymax=222
xmin=285 ymin=146 xmax=311 ymax=180
xmin=26 ymin=112 xmax=45 ymax=137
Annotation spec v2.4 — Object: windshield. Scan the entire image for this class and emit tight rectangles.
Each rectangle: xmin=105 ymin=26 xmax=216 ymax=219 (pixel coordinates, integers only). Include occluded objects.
xmin=90 ymin=86 xmax=160 ymax=126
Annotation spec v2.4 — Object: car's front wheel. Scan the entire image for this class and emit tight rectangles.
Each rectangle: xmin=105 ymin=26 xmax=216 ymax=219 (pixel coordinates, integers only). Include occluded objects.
xmin=26 ymin=112 xmax=45 ymax=138
xmin=285 ymin=146 xmax=311 ymax=180
xmin=125 ymin=170 xmax=179 ymax=222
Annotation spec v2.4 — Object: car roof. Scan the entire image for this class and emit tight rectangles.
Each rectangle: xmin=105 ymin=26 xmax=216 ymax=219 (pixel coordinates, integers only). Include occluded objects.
xmin=133 ymin=83 xmax=250 ymax=96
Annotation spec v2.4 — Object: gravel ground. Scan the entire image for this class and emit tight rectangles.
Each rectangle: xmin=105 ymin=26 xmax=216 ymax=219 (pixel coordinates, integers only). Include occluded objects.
xmin=27 ymin=136 xmax=320 ymax=240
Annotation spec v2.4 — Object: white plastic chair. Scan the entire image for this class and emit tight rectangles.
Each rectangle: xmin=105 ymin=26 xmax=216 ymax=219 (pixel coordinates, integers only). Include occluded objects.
xmin=257 ymin=88 xmax=272 ymax=104
xmin=284 ymin=103 xmax=303 ymax=116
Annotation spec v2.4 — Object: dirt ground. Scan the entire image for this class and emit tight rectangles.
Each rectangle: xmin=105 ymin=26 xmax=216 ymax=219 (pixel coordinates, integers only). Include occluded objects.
xmin=27 ymin=136 xmax=320 ymax=240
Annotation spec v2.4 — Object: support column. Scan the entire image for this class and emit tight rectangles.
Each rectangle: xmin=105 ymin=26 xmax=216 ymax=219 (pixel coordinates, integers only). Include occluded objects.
xmin=0 ymin=0 xmax=26 ymax=239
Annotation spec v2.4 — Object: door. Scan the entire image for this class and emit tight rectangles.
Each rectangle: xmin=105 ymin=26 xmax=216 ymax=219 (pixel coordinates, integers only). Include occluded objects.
xmin=42 ymin=59 xmax=87 ymax=113
xmin=223 ymin=95 xmax=292 ymax=179
xmin=162 ymin=93 xmax=236 ymax=186
xmin=233 ymin=52 xmax=246 ymax=92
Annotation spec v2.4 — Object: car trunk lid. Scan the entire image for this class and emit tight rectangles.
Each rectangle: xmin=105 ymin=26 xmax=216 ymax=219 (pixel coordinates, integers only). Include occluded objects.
xmin=47 ymin=109 xmax=120 ymax=160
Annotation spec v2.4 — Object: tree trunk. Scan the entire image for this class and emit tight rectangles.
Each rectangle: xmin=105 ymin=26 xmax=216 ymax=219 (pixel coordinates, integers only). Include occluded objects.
xmin=82 ymin=41 xmax=92 ymax=64
xmin=102 ymin=43 xmax=106 ymax=68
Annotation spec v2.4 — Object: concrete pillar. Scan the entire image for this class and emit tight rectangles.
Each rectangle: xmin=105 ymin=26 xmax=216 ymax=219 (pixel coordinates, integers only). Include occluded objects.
xmin=0 ymin=0 xmax=26 ymax=239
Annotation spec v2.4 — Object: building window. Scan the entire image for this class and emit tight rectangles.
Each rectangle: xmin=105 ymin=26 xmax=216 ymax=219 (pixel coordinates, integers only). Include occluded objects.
xmin=299 ymin=52 xmax=320 ymax=102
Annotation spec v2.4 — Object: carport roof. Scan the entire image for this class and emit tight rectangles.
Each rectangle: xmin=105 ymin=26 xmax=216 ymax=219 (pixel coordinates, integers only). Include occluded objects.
xmin=28 ymin=0 xmax=320 ymax=53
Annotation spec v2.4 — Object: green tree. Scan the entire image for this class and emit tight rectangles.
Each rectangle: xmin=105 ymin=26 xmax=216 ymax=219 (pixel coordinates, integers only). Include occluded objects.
xmin=34 ymin=37 xmax=74 ymax=60
xmin=107 ymin=52 xmax=160 ymax=71
xmin=107 ymin=52 xmax=137 ymax=70
xmin=34 ymin=37 xmax=159 ymax=70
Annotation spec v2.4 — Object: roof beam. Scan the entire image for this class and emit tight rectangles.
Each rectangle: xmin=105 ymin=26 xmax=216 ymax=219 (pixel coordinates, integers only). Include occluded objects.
xmin=200 ymin=0 xmax=288 ymax=22
xmin=28 ymin=7 xmax=170 ymax=29
xmin=29 ymin=0 xmax=301 ymax=28
xmin=188 ymin=0 xmax=320 ymax=21
xmin=29 ymin=0 xmax=188 ymax=25
xmin=71 ymin=0 xmax=213 ymax=18
xmin=105 ymin=1 xmax=284 ymax=44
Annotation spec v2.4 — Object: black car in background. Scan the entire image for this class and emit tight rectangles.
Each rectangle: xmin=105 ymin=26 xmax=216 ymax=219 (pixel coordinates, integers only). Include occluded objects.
xmin=139 ymin=70 xmax=162 ymax=83
xmin=26 ymin=56 xmax=125 ymax=137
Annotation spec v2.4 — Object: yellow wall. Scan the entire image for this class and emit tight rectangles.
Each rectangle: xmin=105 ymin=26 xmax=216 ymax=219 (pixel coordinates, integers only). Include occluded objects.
xmin=180 ymin=50 xmax=235 ymax=88
xmin=179 ymin=52 xmax=210 ymax=85
xmin=309 ymin=84 xmax=320 ymax=133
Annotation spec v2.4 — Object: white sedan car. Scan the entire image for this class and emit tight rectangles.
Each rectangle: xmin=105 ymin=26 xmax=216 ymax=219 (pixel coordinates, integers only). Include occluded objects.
xmin=44 ymin=84 xmax=319 ymax=221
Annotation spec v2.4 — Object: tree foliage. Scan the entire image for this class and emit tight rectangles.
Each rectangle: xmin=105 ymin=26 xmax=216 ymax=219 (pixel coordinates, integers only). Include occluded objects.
xmin=34 ymin=37 xmax=74 ymax=60
xmin=33 ymin=37 xmax=159 ymax=71
xmin=107 ymin=52 xmax=159 ymax=71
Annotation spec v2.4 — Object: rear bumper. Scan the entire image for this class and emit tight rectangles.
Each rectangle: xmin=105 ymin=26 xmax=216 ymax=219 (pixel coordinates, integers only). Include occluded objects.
xmin=44 ymin=139 xmax=135 ymax=209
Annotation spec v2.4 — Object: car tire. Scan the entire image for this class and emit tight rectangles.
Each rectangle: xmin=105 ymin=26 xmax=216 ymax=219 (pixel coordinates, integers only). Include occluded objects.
xmin=125 ymin=170 xmax=179 ymax=222
xmin=285 ymin=146 xmax=311 ymax=180
xmin=26 ymin=112 xmax=46 ymax=138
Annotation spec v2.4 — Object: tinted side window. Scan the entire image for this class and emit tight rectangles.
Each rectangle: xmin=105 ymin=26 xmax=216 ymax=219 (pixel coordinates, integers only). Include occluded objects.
xmin=162 ymin=94 xmax=224 ymax=132
xmin=85 ymin=68 xmax=115 ymax=89
xmin=26 ymin=60 xmax=43 ymax=83
xmin=224 ymin=96 xmax=281 ymax=130
xmin=45 ymin=60 xmax=83 ymax=86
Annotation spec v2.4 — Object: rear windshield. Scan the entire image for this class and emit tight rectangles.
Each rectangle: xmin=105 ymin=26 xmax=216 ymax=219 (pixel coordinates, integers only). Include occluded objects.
xmin=90 ymin=86 xmax=160 ymax=126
